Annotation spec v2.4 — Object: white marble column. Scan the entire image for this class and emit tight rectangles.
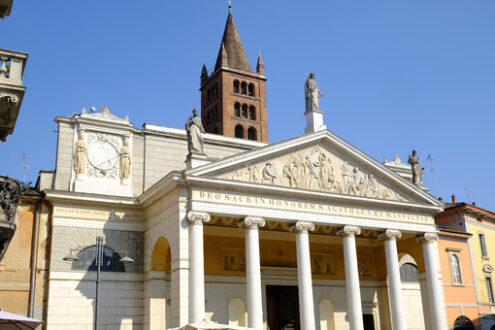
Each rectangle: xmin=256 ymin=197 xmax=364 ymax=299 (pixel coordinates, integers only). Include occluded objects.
xmin=379 ymin=229 xmax=406 ymax=330
xmin=239 ymin=217 xmax=265 ymax=330
xmin=187 ymin=211 xmax=210 ymax=323
xmin=290 ymin=221 xmax=316 ymax=330
xmin=338 ymin=225 xmax=364 ymax=330
xmin=417 ymin=233 xmax=448 ymax=330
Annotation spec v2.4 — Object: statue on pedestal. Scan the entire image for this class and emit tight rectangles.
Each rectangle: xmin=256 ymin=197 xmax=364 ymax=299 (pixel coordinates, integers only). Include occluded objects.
xmin=408 ymin=150 xmax=424 ymax=186
xmin=186 ymin=108 xmax=205 ymax=155
xmin=305 ymin=72 xmax=323 ymax=113
xmin=74 ymin=129 xmax=87 ymax=175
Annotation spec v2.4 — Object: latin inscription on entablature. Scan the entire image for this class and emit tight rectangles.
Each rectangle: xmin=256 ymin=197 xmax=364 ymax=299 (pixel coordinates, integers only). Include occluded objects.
xmin=53 ymin=206 xmax=142 ymax=221
xmin=193 ymin=190 xmax=434 ymax=226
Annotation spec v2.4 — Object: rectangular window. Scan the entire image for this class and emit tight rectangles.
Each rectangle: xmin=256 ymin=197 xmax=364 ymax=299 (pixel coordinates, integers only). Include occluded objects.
xmin=487 ymin=277 xmax=495 ymax=303
xmin=479 ymin=233 xmax=488 ymax=258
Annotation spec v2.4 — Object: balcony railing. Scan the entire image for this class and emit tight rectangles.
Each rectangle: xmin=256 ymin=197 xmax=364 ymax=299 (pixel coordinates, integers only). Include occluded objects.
xmin=0 ymin=48 xmax=28 ymax=141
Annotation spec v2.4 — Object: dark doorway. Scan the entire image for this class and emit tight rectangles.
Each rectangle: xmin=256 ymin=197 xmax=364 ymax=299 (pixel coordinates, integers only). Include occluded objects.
xmin=363 ymin=314 xmax=375 ymax=330
xmin=266 ymin=285 xmax=300 ymax=330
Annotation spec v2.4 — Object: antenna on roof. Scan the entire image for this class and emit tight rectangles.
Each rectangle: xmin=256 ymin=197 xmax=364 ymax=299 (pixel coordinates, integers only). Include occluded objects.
xmin=426 ymin=154 xmax=435 ymax=195
xmin=10 ymin=153 xmax=28 ymax=184
xmin=228 ymin=0 xmax=232 ymax=8
xmin=463 ymin=187 xmax=471 ymax=203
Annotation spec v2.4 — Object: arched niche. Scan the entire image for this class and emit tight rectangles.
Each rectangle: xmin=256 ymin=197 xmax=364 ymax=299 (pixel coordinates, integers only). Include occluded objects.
xmin=228 ymin=298 xmax=246 ymax=326
xmin=151 ymin=236 xmax=171 ymax=272
xmin=319 ymin=299 xmax=335 ymax=330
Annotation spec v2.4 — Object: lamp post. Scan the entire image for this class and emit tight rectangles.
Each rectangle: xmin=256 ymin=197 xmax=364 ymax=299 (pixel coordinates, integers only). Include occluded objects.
xmin=63 ymin=236 xmax=134 ymax=330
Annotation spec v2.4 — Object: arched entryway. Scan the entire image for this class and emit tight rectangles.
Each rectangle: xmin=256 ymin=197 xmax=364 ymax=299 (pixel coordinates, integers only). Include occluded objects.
xmin=149 ymin=237 xmax=171 ymax=329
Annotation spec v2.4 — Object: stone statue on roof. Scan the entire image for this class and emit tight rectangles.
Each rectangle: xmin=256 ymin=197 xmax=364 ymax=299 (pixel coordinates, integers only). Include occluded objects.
xmin=305 ymin=73 xmax=323 ymax=113
xmin=186 ymin=108 xmax=206 ymax=155
xmin=408 ymin=150 xmax=424 ymax=186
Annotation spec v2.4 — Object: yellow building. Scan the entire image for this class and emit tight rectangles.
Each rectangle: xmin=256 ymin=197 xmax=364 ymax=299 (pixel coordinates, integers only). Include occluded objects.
xmin=436 ymin=196 xmax=495 ymax=329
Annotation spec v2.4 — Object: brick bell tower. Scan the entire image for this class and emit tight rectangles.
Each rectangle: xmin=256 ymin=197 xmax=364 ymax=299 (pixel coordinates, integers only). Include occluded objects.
xmin=200 ymin=6 xmax=268 ymax=142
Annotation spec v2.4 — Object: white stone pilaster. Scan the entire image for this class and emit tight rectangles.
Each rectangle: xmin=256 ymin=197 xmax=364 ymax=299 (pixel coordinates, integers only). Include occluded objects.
xmin=338 ymin=225 xmax=364 ymax=330
xmin=187 ymin=211 xmax=210 ymax=323
xmin=417 ymin=233 xmax=448 ymax=330
xmin=290 ymin=221 xmax=316 ymax=330
xmin=239 ymin=217 xmax=265 ymax=330
xmin=380 ymin=229 xmax=406 ymax=330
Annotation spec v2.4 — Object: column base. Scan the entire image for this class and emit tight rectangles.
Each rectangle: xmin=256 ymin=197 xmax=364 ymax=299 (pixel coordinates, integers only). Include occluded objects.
xmin=169 ymin=321 xmax=254 ymax=330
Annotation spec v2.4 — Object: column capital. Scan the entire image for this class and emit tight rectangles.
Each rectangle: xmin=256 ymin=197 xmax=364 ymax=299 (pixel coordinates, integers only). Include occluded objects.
xmin=187 ymin=211 xmax=210 ymax=225
xmin=337 ymin=225 xmax=361 ymax=237
xmin=379 ymin=229 xmax=402 ymax=240
xmin=416 ymin=232 xmax=438 ymax=243
xmin=239 ymin=216 xmax=265 ymax=229
xmin=290 ymin=221 xmax=315 ymax=233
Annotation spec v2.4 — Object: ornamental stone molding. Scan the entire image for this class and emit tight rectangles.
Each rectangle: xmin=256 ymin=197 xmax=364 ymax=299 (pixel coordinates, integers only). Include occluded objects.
xmin=290 ymin=221 xmax=315 ymax=233
xmin=187 ymin=211 xmax=211 ymax=225
xmin=0 ymin=175 xmax=22 ymax=259
xmin=483 ymin=264 xmax=493 ymax=273
xmin=378 ymin=229 xmax=402 ymax=240
xmin=416 ymin=232 xmax=438 ymax=243
xmin=239 ymin=216 xmax=265 ymax=229
xmin=337 ymin=225 xmax=361 ymax=237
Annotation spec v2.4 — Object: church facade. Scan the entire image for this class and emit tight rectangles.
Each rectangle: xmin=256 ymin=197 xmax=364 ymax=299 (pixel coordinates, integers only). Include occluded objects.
xmin=37 ymin=8 xmax=450 ymax=330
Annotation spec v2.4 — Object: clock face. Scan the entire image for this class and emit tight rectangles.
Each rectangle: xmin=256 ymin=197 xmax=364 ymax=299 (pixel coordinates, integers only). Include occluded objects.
xmin=87 ymin=141 xmax=119 ymax=171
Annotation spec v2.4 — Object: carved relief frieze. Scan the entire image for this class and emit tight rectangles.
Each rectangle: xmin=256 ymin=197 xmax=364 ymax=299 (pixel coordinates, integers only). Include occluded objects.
xmin=215 ymin=146 xmax=408 ymax=202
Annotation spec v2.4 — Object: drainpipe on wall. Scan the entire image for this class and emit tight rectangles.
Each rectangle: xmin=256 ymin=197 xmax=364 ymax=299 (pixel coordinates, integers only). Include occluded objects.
xmin=28 ymin=196 xmax=42 ymax=318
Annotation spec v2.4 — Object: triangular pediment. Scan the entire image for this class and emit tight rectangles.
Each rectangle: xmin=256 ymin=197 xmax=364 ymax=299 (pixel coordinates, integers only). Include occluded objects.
xmin=187 ymin=130 xmax=442 ymax=207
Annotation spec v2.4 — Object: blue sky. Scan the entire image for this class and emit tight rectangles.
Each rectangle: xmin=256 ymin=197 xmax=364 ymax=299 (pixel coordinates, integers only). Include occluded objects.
xmin=2 ymin=1 xmax=495 ymax=209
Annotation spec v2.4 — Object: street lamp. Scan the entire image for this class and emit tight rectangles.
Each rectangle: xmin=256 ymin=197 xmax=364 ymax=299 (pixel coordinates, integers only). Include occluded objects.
xmin=63 ymin=236 xmax=134 ymax=330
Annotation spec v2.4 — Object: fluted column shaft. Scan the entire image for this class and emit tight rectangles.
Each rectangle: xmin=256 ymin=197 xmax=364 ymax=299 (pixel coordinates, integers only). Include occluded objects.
xmin=380 ymin=230 xmax=406 ymax=330
xmin=239 ymin=217 xmax=265 ymax=330
xmin=291 ymin=221 xmax=316 ymax=330
xmin=339 ymin=225 xmax=364 ymax=330
xmin=187 ymin=211 xmax=210 ymax=323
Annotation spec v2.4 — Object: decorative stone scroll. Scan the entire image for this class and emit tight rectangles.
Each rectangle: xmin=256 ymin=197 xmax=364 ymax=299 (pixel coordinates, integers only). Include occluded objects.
xmin=290 ymin=221 xmax=315 ymax=233
xmin=187 ymin=211 xmax=211 ymax=225
xmin=416 ymin=232 xmax=438 ymax=243
xmin=337 ymin=225 xmax=361 ymax=237
xmin=215 ymin=146 xmax=408 ymax=202
xmin=378 ymin=229 xmax=402 ymax=240
xmin=239 ymin=217 xmax=265 ymax=229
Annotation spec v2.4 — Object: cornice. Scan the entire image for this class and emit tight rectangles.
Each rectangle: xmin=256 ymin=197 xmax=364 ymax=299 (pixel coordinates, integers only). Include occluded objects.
xmin=138 ymin=172 xmax=184 ymax=207
xmin=44 ymin=189 xmax=140 ymax=208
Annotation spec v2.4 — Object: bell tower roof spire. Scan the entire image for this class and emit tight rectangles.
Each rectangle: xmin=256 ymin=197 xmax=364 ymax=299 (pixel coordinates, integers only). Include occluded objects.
xmin=214 ymin=7 xmax=251 ymax=72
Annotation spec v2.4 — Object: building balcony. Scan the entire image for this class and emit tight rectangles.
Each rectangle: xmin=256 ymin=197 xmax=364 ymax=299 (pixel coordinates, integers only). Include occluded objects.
xmin=0 ymin=0 xmax=13 ymax=19
xmin=0 ymin=48 xmax=28 ymax=142
xmin=0 ymin=175 xmax=21 ymax=259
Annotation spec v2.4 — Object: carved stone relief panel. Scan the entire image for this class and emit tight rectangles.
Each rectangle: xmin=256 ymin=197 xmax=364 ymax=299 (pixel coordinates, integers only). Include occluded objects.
xmin=221 ymin=248 xmax=246 ymax=272
xmin=214 ymin=146 xmax=408 ymax=202
xmin=311 ymin=253 xmax=336 ymax=275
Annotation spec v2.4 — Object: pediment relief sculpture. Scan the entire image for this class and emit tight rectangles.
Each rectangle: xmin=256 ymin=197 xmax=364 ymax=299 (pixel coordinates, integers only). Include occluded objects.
xmin=214 ymin=146 xmax=408 ymax=202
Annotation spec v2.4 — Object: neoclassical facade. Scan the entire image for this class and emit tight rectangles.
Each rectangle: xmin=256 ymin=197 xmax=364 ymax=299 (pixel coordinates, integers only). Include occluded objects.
xmin=37 ymin=104 xmax=450 ymax=330
xmin=35 ymin=7 xmax=453 ymax=330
